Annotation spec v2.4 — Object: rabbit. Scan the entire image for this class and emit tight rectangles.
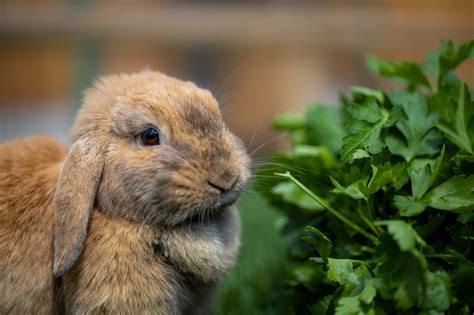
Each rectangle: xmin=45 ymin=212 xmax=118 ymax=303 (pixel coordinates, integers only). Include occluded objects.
xmin=0 ymin=71 xmax=251 ymax=314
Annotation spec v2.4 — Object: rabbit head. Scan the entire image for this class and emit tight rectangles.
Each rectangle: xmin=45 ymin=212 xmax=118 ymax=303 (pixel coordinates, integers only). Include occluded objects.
xmin=53 ymin=71 xmax=251 ymax=277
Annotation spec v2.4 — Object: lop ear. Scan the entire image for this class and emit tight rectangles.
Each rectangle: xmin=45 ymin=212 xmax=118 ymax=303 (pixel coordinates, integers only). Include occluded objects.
xmin=52 ymin=138 xmax=105 ymax=277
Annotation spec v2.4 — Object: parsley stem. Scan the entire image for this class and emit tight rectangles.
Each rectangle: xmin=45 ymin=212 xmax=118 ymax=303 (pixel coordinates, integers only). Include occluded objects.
xmin=275 ymin=171 xmax=379 ymax=244
xmin=360 ymin=212 xmax=381 ymax=237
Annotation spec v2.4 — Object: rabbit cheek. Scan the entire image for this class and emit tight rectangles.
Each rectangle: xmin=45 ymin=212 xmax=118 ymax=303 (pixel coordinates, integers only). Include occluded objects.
xmin=228 ymin=134 xmax=252 ymax=183
xmin=96 ymin=147 xmax=173 ymax=224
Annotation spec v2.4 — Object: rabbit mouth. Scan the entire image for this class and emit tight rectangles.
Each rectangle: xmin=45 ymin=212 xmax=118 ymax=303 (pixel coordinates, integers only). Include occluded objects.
xmin=207 ymin=176 xmax=242 ymax=209
xmin=179 ymin=189 xmax=241 ymax=226
xmin=214 ymin=188 xmax=241 ymax=208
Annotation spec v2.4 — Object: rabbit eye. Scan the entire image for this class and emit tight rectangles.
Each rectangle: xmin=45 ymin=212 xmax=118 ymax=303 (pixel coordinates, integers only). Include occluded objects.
xmin=140 ymin=127 xmax=160 ymax=146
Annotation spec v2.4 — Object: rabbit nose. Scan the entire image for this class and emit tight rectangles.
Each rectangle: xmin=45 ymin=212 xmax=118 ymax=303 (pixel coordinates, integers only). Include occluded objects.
xmin=207 ymin=176 xmax=239 ymax=193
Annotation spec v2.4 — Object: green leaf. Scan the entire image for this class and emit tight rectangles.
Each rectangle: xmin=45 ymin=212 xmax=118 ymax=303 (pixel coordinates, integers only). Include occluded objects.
xmin=429 ymin=89 xmax=454 ymax=123
xmin=375 ymin=220 xmax=426 ymax=251
xmin=425 ymin=40 xmax=474 ymax=86
xmin=272 ymin=113 xmax=305 ymax=130
xmin=341 ymin=101 xmax=393 ymax=163
xmin=361 ymin=163 xmax=406 ymax=197
xmin=310 ymin=295 xmax=333 ymax=315
xmin=409 ymin=146 xmax=444 ymax=200
xmin=351 ymin=86 xmax=384 ymax=103
xmin=394 ymin=285 xmax=415 ymax=310
xmin=395 ymin=146 xmax=451 ymax=216
xmin=385 ymin=91 xmax=442 ymax=161
xmin=423 ymin=271 xmax=451 ymax=312
xmin=458 ymin=211 xmax=474 ymax=224
xmin=271 ymin=181 xmax=324 ymax=211
xmin=352 ymin=149 xmax=371 ymax=160
xmin=453 ymin=263 xmax=474 ymax=306
xmin=330 ymin=176 xmax=366 ymax=200
xmin=374 ymin=235 xmax=427 ymax=310
xmin=290 ymin=261 xmax=325 ymax=289
xmin=359 ymin=279 xmax=377 ymax=304
xmin=439 ymin=40 xmax=474 ymax=74
xmin=384 ymin=104 xmax=404 ymax=128
xmin=331 ymin=163 xmax=406 ymax=200
xmin=409 ymin=160 xmax=434 ymax=200
xmin=305 ymin=105 xmax=345 ymax=153
xmin=421 ymin=175 xmax=474 ymax=211
xmin=334 ymin=264 xmax=377 ymax=314
xmin=290 ymin=129 xmax=307 ymax=145
xmin=327 ymin=259 xmax=358 ymax=285
xmin=367 ymin=55 xmax=431 ymax=89
xmin=303 ymin=226 xmax=332 ymax=263
xmin=433 ymin=84 xmax=473 ymax=153
xmin=335 ymin=296 xmax=361 ymax=315
xmin=394 ymin=195 xmax=427 ymax=217
xmin=293 ymin=145 xmax=337 ymax=168
xmin=348 ymin=98 xmax=382 ymax=123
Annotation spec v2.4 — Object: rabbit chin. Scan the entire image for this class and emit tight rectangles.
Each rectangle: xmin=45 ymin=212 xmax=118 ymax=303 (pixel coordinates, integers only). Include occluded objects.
xmin=177 ymin=192 xmax=241 ymax=226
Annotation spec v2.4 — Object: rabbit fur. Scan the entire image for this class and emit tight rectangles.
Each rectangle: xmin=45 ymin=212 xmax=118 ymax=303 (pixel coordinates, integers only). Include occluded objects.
xmin=0 ymin=71 xmax=250 ymax=314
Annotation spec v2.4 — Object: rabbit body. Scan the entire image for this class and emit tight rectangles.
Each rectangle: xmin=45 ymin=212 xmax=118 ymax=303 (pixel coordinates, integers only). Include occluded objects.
xmin=0 ymin=136 xmax=240 ymax=314
xmin=0 ymin=136 xmax=64 ymax=314
xmin=0 ymin=71 xmax=249 ymax=314
xmin=61 ymin=207 xmax=240 ymax=315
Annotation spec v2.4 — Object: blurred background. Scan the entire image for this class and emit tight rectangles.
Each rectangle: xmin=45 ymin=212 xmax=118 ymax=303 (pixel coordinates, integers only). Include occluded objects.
xmin=1 ymin=0 xmax=473 ymax=149
xmin=0 ymin=0 xmax=472 ymax=313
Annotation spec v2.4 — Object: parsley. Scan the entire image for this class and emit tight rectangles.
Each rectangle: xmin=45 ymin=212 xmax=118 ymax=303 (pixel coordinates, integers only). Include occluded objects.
xmin=258 ymin=40 xmax=474 ymax=314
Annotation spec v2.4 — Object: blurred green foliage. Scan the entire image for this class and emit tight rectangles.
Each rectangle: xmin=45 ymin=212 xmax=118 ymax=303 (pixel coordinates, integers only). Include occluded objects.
xmin=212 ymin=192 xmax=286 ymax=315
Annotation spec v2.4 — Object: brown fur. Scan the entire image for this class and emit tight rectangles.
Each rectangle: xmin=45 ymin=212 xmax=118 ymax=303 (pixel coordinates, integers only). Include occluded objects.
xmin=0 ymin=136 xmax=66 ymax=314
xmin=0 ymin=71 xmax=250 ymax=314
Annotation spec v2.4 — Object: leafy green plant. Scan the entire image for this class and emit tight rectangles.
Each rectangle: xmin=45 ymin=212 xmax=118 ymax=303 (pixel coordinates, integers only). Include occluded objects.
xmin=258 ymin=40 xmax=474 ymax=314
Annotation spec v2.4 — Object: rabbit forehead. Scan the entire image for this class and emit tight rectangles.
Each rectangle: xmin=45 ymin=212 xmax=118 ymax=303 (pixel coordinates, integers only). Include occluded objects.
xmin=112 ymin=83 xmax=223 ymax=138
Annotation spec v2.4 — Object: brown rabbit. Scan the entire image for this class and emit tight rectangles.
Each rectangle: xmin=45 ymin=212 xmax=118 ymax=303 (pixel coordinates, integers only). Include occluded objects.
xmin=0 ymin=71 xmax=251 ymax=314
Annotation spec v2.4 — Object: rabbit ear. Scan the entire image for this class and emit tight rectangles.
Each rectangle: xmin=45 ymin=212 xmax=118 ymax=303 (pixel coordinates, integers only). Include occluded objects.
xmin=52 ymin=138 xmax=105 ymax=277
